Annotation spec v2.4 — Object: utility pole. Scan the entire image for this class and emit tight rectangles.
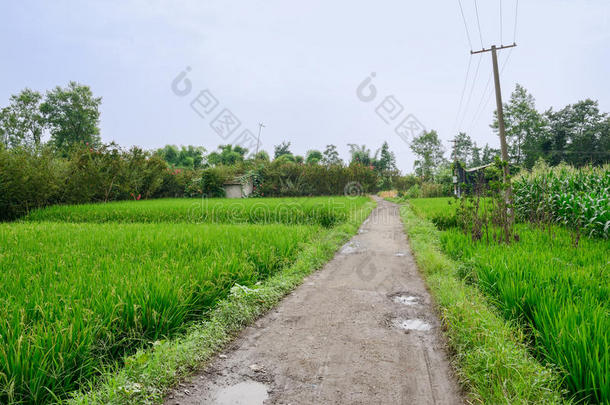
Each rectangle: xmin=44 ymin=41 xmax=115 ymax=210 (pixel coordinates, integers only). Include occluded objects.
xmin=449 ymin=138 xmax=460 ymax=197
xmin=471 ymin=42 xmax=517 ymax=237
xmin=471 ymin=43 xmax=515 ymax=183
xmin=256 ymin=122 xmax=265 ymax=155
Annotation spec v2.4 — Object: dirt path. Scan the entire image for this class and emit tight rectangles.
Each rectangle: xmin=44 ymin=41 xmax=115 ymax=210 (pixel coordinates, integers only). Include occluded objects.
xmin=166 ymin=198 xmax=462 ymax=404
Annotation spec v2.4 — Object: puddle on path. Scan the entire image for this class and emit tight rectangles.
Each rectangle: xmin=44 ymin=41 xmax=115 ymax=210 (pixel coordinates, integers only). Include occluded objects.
xmin=394 ymin=252 xmax=406 ymax=257
xmin=213 ymin=381 xmax=269 ymax=405
xmin=340 ymin=241 xmax=362 ymax=254
xmin=393 ymin=318 xmax=432 ymax=331
xmin=393 ymin=295 xmax=419 ymax=306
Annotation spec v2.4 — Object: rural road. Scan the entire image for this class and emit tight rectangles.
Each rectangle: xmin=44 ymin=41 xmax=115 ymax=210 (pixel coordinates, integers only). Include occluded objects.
xmin=166 ymin=198 xmax=462 ymax=404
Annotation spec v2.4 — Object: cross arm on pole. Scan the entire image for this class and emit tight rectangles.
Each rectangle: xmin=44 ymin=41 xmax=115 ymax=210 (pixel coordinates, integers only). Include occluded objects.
xmin=471 ymin=43 xmax=517 ymax=55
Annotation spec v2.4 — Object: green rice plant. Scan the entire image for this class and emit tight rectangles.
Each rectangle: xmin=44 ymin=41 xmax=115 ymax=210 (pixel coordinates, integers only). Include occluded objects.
xmin=24 ymin=197 xmax=368 ymax=228
xmin=0 ymin=221 xmax=317 ymax=404
xmin=438 ymin=222 xmax=609 ymax=403
xmin=513 ymin=164 xmax=610 ymax=239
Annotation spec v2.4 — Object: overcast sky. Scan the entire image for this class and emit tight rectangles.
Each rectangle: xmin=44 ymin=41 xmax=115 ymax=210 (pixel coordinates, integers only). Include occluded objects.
xmin=1 ymin=1 xmax=608 ymax=172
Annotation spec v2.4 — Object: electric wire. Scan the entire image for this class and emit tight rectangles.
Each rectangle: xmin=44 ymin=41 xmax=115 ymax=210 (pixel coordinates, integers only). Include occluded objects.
xmin=453 ymin=55 xmax=474 ymax=134
xmin=458 ymin=0 xmax=474 ymax=50
xmin=474 ymin=0 xmax=485 ymax=48
xmin=459 ymin=53 xmax=483 ymax=130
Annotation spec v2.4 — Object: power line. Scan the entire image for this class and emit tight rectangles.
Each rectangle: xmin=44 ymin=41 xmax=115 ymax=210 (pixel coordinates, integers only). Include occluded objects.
xmin=458 ymin=0 xmax=474 ymax=50
xmin=453 ymin=55 xmax=473 ymax=133
xmin=468 ymin=48 xmax=514 ymax=133
xmin=474 ymin=0 xmax=485 ymax=48
xmin=459 ymin=53 xmax=484 ymax=130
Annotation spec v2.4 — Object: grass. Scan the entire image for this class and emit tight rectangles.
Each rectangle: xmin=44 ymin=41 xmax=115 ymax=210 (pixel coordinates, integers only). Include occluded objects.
xmin=408 ymin=197 xmax=609 ymax=403
xmin=24 ymin=197 xmax=369 ymax=228
xmin=396 ymin=202 xmax=564 ymax=404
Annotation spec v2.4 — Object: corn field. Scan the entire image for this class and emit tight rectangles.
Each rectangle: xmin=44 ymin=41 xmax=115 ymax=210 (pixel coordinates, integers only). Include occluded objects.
xmin=513 ymin=164 xmax=610 ymax=239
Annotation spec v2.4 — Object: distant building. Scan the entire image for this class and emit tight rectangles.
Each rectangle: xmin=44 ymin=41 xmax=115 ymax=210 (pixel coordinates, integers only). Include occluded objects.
xmin=223 ymin=179 xmax=253 ymax=198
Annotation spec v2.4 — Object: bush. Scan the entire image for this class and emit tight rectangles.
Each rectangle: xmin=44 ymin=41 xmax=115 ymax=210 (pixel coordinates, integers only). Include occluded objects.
xmin=421 ymin=182 xmax=445 ymax=198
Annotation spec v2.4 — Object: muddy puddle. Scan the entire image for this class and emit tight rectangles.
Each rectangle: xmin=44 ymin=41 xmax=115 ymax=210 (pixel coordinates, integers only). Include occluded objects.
xmin=212 ymin=380 xmax=269 ymax=404
xmin=392 ymin=318 xmax=432 ymax=331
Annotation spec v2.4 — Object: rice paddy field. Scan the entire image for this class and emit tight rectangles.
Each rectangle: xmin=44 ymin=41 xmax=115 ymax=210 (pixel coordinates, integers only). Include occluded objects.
xmin=409 ymin=197 xmax=609 ymax=403
xmin=0 ymin=196 xmax=369 ymax=404
xmin=24 ymin=197 xmax=363 ymax=228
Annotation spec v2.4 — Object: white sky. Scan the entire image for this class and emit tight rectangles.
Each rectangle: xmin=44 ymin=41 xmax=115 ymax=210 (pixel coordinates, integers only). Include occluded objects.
xmin=1 ymin=0 xmax=609 ymax=172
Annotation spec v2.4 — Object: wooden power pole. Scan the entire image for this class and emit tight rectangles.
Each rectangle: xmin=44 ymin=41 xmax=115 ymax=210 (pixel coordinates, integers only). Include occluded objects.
xmin=471 ymin=42 xmax=517 ymax=234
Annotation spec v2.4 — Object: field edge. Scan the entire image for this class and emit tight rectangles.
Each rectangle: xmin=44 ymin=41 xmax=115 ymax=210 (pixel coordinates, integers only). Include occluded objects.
xmin=396 ymin=201 xmax=567 ymax=404
xmin=66 ymin=198 xmax=376 ymax=405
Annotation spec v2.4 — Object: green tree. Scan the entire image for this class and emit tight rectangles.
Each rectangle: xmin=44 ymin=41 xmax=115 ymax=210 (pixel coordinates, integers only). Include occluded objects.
xmin=348 ymin=144 xmax=377 ymax=166
xmin=493 ymin=84 xmax=546 ymax=167
xmin=207 ymin=144 xmax=247 ymax=166
xmin=450 ymin=132 xmax=474 ymax=165
xmin=376 ymin=141 xmax=397 ymax=172
xmin=305 ymin=149 xmax=323 ymax=165
xmin=0 ymin=88 xmax=45 ymax=148
xmin=273 ymin=141 xmax=292 ymax=159
xmin=40 ymin=82 xmax=102 ymax=152
xmin=322 ymin=144 xmax=342 ymax=166
xmin=481 ymin=143 xmax=500 ymax=165
xmin=410 ymin=130 xmax=445 ymax=179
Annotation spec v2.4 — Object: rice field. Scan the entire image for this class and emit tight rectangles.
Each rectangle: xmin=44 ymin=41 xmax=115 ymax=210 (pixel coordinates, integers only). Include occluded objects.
xmin=24 ymin=197 xmax=368 ymax=228
xmin=1 ymin=196 xmax=368 ymax=404
xmin=409 ymin=197 xmax=610 ymax=403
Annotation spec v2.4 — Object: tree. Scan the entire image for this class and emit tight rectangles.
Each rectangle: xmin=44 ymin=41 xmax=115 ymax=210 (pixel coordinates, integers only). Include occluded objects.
xmin=348 ymin=144 xmax=377 ymax=166
xmin=207 ymin=144 xmax=246 ymax=166
xmin=409 ymin=130 xmax=445 ymax=179
xmin=0 ymin=88 xmax=45 ymax=148
xmin=156 ymin=145 xmax=206 ymax=168
xmin=450 ymin=132 xmax=474 ymax=165
xmin=470 ymin=142 xmax=482 ymax=167
xmin=274 ymin=141 xmax=292 ymax=159
xmin=545 ymin=99 xmax=608 ymax=166
xmin=305 ymin=149 xmax=323 ymax=165
xmin=480 ymin=143 xmax=500 ymax=165
xmin=40 ymin=82 xmax=102 ymax=151
xmin=322 ymin=144 xmax=341 ymax=166
xmin=376 ymin=141 xmax=397 ymax=172
xmin=252 ymin=150 xmax=270 ymax=161
xmin=492 ymin=84 xmax=546 ymax=167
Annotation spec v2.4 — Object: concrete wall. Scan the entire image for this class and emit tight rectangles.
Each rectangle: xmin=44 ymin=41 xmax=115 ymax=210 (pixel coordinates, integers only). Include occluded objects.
xmin=224 ymin=180 xmax=253 ymax=198
xmin=224 ymin=184 xmax=242 ymax=199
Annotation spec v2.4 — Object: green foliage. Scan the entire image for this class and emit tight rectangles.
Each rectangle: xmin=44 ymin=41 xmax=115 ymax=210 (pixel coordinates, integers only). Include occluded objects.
xmin=273 ymin=141 xmax=292 ymax=159
xmin=347 ymin=143 xmax=377 ymax=167
xmin=513 ymin=164 xmax=609 ymax=238
xmin=305 ymin=149 xmax=323 ymax=165
xmin=207 ymin=144 xmax=247 ymax=166
xmin=0 ymin=144 xmax=171 ymax=220
xmin=410 ymin=130 xmax=445 ymax=180
xmin=321 ymin=144 xmax=342 ymax=166
xmin=40 ymin=82 xmax=102 ymax=152
xmin=186 ymin=167 xmax=228 ymax=198
xmin=0 ymin=88 xmax=45 ymax=148
xmin=156 ymin=145 xmax=206 ymax=168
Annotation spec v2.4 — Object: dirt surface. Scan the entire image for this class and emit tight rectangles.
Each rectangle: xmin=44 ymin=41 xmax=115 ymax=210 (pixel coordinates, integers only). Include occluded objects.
xmin=166 ymin=198 xmax=462 ymax=405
